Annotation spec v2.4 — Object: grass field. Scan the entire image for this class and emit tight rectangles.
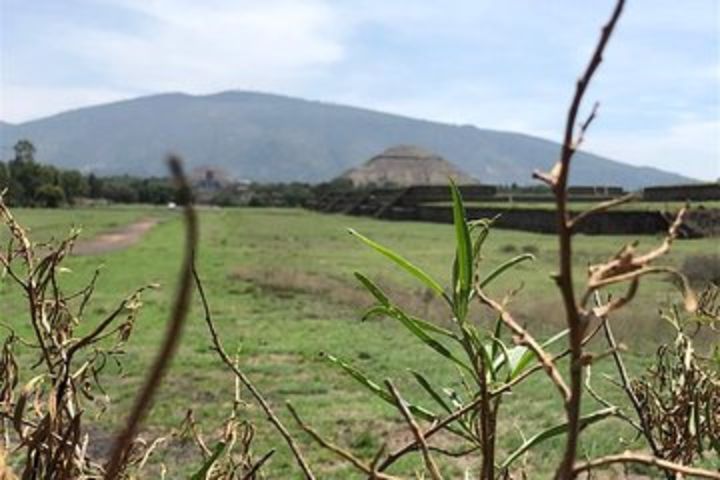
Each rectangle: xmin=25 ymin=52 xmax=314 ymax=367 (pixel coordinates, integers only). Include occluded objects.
xmin=1 ymin=206 xmax=717 ymax=477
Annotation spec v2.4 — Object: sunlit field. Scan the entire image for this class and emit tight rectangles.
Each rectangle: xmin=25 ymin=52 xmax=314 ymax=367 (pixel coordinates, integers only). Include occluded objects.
xmin=1 ymin=206 xmax=716 ymax=477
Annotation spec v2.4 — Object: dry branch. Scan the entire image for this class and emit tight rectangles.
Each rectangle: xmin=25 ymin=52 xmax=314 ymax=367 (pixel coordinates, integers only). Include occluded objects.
xmin=572 ymin=452 xmax=720 ymax=479
xmin=193 ymin=265 xmax=316 ymax=480
xmin=385 ymin=380 xmax=444 ymax=480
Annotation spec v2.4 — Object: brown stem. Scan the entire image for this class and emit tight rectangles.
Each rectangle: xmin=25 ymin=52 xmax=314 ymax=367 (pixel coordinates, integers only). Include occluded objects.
xmin=287 ymin=403 xmax=398 ymax=480
xmin=549 ymin=1 xmax=625 ymax=478
xmin=572 ymin=453 xmax=720 ymax=479
xmin=105 ymin=156 xmax=197 ymax=478
xmin=385 ymin=380 xmax=444 ymax=480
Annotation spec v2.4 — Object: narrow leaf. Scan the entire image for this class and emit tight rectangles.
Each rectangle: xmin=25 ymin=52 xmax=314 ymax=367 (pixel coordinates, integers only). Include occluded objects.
xmin=478 ymin=253 xmax=535 ymax=289
xmin=387 ymin=308 xmax=474 ymax=375
xmin=450 ymin=181 xmax=473 ymax=316
xmin=191 ymin=442 xmax=227 ymax=480
xmin=354 ymin=272 xmax=390 ymax=307
xmin=509 ymin=329 xmax=569 ymax=379
xmin=348 ymin=228 xmax=446 ymax=299
xmin=360 ymin=305 xmax=390 ymax=322
xmin=323 ymin=353 xmax=437 ymax=421
xmin=499 ymin=407 xmax=616 ymax=469
xmin=409 ymin=315 xmax=459 ymax=341
xmin=410 ymin=370 xmax=453 ymax=415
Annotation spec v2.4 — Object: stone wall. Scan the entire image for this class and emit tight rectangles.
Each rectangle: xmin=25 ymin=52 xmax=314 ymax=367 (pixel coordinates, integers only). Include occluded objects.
xmin=643 ymin=183 xmax=720 ymax=202
xmin=309 ymin=184 xmax=719 ymax=237
xmin=381 ymin=205 xmax=672 ymax=235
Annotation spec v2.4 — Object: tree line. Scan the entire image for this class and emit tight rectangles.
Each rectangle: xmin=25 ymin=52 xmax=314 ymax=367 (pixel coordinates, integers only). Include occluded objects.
xmin=0 ymin=139 xmax=176 ymax=207
xmin=0 ymin=139 xmax=352 ymax=208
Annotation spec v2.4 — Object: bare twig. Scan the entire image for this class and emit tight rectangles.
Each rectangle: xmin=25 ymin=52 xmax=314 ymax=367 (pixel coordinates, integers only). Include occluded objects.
xmin=287 ymin=403 xmax=399 ymax=480
xmin=572 ymin=452 xmax=720 ymax=479
xmin=476 ymin=290 xmax=570 ymax=401
xmin=193 ymin=265 xmax=316 ymax=480
xmin=600 ymin=313 xmax=665 ymax=461
xmin=385 ymin=380 xmax=443 ymax=480
xmin=569 ymin=193 xmax=638 ymax=230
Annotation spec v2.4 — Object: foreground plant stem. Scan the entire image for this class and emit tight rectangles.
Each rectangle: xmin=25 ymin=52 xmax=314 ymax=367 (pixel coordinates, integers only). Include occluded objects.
xmin=526 ymin=0 xmax=627 ymax=477
xmin=105 ymin=157 xmax=198 ymax=479
xmin=105 ymin=156 xmax=198 ymax=478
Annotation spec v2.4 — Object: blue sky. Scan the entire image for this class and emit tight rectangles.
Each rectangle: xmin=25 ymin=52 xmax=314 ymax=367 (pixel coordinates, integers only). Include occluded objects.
xmin=1 ymin=0 xmax=718 ymax=180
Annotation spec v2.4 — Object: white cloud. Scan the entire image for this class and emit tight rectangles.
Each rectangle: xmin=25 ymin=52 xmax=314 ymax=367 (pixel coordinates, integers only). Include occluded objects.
xmin=1 ymin=0 xmax=347 ymax=122
xmin=72 ymin=0 xmax=345 ymax=92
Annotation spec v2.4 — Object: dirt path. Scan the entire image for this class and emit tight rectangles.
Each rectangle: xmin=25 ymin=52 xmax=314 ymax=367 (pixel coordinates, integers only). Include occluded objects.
xmin=72 ymin=218 xmax=159 ymax=256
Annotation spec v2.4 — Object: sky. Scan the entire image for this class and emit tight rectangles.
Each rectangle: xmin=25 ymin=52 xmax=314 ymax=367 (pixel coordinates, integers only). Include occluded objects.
xmin=0 ymin=0 xmax=718 ymax=180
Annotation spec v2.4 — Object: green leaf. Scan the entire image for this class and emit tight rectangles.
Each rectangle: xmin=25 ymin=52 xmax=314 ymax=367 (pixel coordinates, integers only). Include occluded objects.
xmin=354 ymin=272 xmax=390 ymax=307
xmin=408 ymin=315 xmax=459 ymax=341
xmin=190 ymin=441 xmax=226 ymax=480
xmin=387 ymin=307 xmax=474 ymax=376
xmin=509 ymin=329 xmax=569 ymax=379
xmin=348 ymin=228 xmax=447 ymax=301
xmin=450 ymin=181 xmax=473 ymax=317
xmin=478 ymin=253 xmax=535 ymax=289
xmin=499 ymin=407 xmax=616 ymax=470
xmin=490 ymin=314 xmax=503 ymax=361
xmin=489 ymin=336 xmax=513 ymax=382
xmin=469 ymin=216 xmax=498 ymax=262
xmin=360 ymin=305 xmax=390 ymax=322
xmin=323 ymin=353 xmax=437 ymax=421
xmin=410 ymin=370 xmax=453 ymax=415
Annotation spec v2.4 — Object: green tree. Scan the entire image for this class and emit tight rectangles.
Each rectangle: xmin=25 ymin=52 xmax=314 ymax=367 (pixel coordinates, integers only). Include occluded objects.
xmin=60 ymin=170 xmax=89 ymax=203
xmin=13 ymin=139 xmax=36 ymax=164
xmin=35 ymin=184 xmax=66 ymax=208
xmin=88 ymin=173 xmax=104 ymax=198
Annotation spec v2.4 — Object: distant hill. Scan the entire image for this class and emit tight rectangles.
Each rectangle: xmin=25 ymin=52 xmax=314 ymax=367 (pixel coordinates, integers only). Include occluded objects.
xmin=0 ymin=91 xmax=694 ymax=188
xmin=340 ymin=145 xmax=477 ymax=186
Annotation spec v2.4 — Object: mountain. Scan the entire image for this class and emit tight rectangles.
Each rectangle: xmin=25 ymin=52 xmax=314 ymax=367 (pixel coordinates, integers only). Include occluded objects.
xmin=0 ymin=91 xmax=693 ymax=188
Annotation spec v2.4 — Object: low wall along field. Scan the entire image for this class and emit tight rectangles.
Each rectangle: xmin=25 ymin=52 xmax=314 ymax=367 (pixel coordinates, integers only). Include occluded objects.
xmin=314 ymin=184 xmax=720 ymax=237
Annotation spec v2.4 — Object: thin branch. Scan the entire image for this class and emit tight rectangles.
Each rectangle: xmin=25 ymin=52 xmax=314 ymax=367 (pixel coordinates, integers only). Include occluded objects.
xmin=590 ymin=279 xmax=638 ymax=318
xmin=599 ymin=302 xmax=664 ymax=461
xmin=193 ymin=266 xmax=316 ymax=480
xmin=287 ymin=403 xmax=399 ymax=480
xmin=573 ymin=101 xmax=600 ymax=149
xmin=476 ymin=289 xmax=570 ymax=401
xmin=385 ymin=380 xmax=443 ymax=480
xmin=572 ymin=452 xmax=720 ymax=479
xmin=584 ymin=364 xmax=642 ymax=433
xmin=569 ymin=193 xmax=638 ymax=230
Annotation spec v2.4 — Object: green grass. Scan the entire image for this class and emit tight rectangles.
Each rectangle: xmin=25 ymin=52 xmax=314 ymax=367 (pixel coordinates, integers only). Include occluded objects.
xmin=1 ymin=206 xmax=716 ymax=477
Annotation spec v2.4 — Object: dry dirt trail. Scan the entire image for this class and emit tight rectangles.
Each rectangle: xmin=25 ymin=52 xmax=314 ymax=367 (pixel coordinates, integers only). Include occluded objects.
xmin=72 ymin=217 xmax=159 ymax=256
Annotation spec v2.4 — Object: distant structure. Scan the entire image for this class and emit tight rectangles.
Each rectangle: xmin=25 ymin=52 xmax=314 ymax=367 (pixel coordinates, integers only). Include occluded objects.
xmin=642 ymin=182 xmax=720 ymax=202
xmin=339 ymin=145 xmax=477 ymax=187
xmin=190 ymin=166 xmax=249 ymax=203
